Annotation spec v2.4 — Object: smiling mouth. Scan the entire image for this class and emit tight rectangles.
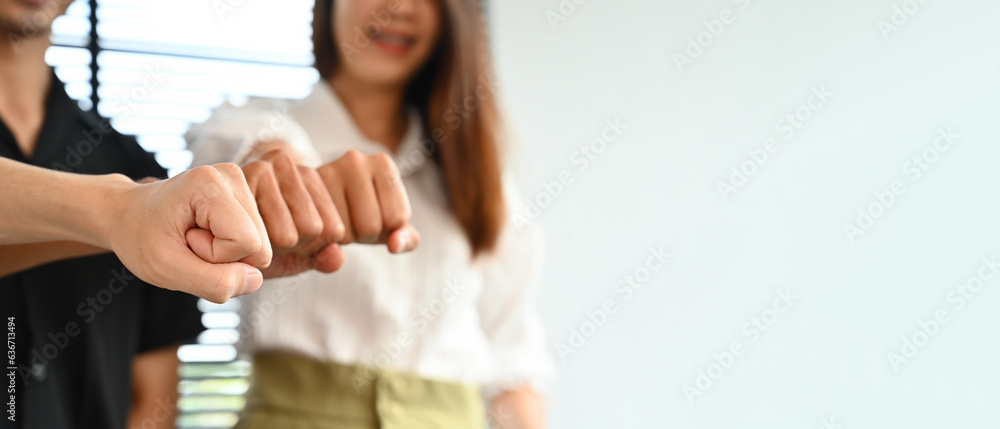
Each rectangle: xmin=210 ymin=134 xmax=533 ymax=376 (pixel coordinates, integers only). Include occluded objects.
xmin=15 ymin=0 xmax=49 ymax=7
xmin=368 ymin=29 xmax=415 ymax=55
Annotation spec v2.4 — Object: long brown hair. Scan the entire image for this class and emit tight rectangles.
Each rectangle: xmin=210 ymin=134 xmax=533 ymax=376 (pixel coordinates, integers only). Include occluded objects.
xmin=313 ymin=0 xmax=505 ymax=256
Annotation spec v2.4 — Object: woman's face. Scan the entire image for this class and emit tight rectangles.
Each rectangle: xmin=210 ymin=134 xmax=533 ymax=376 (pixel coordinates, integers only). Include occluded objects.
xmin=333 ymin=0 xmax=443 ymax=87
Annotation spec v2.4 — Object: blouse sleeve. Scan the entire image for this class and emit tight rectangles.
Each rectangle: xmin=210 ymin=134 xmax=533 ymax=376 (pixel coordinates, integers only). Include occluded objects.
xmin=186 ymin=98 xmax=323 ymax=167
xmin=477 ymin=174 xmax=556 ymax=400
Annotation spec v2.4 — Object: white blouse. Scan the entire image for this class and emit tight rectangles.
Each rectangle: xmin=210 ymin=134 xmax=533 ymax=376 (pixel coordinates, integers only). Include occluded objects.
xmin=186 ymin=81 xmax=554 ymax=398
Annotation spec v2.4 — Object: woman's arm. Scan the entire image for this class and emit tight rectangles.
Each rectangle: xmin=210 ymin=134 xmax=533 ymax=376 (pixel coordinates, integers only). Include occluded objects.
xmin=478 ymin=176 xmax=555 ymax=429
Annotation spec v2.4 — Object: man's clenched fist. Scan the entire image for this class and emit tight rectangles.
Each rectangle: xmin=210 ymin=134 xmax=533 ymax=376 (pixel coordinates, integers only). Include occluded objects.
xmin=107 ymin=163 xmax=273 ymax=303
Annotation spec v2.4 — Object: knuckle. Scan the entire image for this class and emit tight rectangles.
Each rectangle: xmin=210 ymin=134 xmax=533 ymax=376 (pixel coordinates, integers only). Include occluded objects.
xmin=240 ymin=161 xmax=265 ymax=180
xmin=338 ymin=150 xmax=364 ymax=167
xmin=264 ymin=246 xmax=274 ymax=264
xmin=378 ymin=172 xmax=404 ymax=192
xmin=245 ymin=232 xmax=265 ymax=255
xmin=300 ymin=216 xmax=324 ymax=239
xmin=255 ymin=160 xmax=275 ymax=176
xmin=256 ymin=242 xmax=274 ymax=269
xmin=371 ymin=152 xmax=397 ymax=172
xmin=385 ymin=208 xmax=410 ymax=229
xmin=315 ymin=163 xmax=335 ymax=181
xmin=190 ymin=165 xmax=222 ymax=184
xmin=327 ymin=220 xmax=347 ymax=243
xmin=271 ymin=233 xmax=299 ymax=249
xmin=273 ymin=149 xmax=296 ymax=166
xmin=298 ymin=165 xmax=320 ymax=181
xmin=271 ymin=228 xmax=299 ymax=249
xmin=339 ymin=229 xmax=355 ymax=245
xmin=353 ymin=218 xmax=383 ymax=240
xmin=259 ymin=148 xmax=281 ymax=160
xmin=262 ymin=149 xmax=293 ymax=169
xmin=241 ymin=161 xmax=261 ymax=173
xmin=216 ymin=162 xmax=243 ymax=178
xmin=247 ymin=166 xmax=277 ymax=191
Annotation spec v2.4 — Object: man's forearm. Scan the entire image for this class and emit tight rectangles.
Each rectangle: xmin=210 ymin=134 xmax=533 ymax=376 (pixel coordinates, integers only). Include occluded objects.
xmin=0 ymin=241 xmax=108 ymax=277
xmin=0 ymin=157 xmax=131 ymax=247
xmin=0 ymin=157 xmax=272 ymax=302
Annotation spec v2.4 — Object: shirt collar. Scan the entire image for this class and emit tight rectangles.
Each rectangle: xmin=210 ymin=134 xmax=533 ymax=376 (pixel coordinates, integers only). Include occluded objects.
xmin=297 ymin=80 xmax=429 ymax=175
xmin=0 ymin=70 xmax=85 ymax=164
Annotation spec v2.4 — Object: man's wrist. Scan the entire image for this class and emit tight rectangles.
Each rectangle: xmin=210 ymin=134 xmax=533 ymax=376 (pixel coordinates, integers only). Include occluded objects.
xmin=69 ymin=173 xmax=137 ymax=250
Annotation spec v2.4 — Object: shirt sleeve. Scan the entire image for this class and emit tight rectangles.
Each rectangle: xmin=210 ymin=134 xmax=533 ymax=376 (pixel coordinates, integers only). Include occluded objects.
xmin=137 ymin=283 xmax=205 ymax=353
xmin=186 ymin=98 xmax=323 ymax=167
xmin=477 ymin=174 xmax=555 ymax=400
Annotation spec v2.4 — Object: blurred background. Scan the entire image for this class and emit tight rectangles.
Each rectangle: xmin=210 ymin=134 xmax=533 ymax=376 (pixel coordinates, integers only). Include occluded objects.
xmin=46 ymin=0 xmax=1000 ymax=427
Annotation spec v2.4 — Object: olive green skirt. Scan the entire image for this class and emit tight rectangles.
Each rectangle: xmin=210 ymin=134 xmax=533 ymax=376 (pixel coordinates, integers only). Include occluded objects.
xmin=235 ymin=351 xmax=485 ymax=429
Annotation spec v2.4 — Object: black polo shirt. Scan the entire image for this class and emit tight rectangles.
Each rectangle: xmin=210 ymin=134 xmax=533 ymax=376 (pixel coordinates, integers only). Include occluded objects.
xmin=0 ymin=74 xmax=204 ymax=429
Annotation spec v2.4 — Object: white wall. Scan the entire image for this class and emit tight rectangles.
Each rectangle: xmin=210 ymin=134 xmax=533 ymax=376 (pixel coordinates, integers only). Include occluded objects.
xmin=489 ymin=0 xmax=1000 ymax=427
